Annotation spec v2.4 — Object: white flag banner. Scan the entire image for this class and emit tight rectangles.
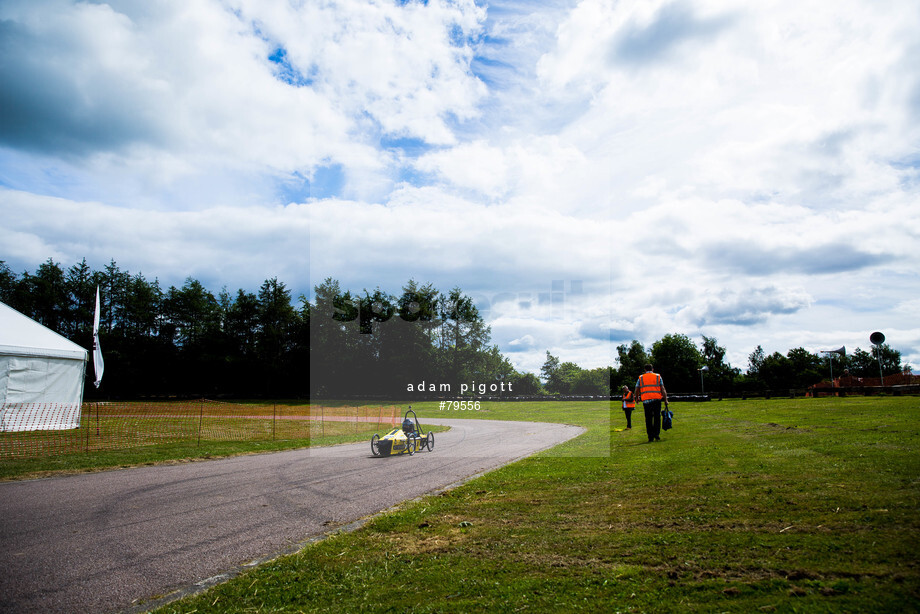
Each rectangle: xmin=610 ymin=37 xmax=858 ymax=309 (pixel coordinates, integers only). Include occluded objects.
xmin=93 ymin=285 xmax=104 ymax=388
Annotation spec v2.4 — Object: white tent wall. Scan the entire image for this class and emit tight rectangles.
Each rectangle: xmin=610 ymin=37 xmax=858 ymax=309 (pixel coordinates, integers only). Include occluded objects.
xmin=0 ymin=302 xmax=89 ymax=432
xmin=0 ymin=356 xmax=87 ymax=431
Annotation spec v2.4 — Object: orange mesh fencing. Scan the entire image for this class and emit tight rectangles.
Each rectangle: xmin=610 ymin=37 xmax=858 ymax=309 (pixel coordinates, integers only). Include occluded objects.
xmin=0 ymin=401 xmax=400 ymax=459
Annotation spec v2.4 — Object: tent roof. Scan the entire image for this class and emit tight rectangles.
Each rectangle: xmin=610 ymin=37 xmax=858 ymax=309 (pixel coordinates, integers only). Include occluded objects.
xmin=0 ymin=302 xmax=87 ymax=361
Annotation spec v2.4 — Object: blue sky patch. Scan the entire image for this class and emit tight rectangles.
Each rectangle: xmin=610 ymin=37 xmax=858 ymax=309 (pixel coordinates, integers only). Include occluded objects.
xmin=268 ymin=47 xmax=313 ymax=87
xmin=309 ymin=164 xmax=345 ymax=199
xmin=277 ymin=165 xmax=344 ymax=202
xmin=380 ymin=135 xmax=432 ymax=157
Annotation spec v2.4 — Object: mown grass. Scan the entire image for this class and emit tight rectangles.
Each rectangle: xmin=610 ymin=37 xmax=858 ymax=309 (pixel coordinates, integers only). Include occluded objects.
xmin=0 ymin=402 xmax=444 ymax=481
xmin=150 ymin=396 xmax=919 ymax=613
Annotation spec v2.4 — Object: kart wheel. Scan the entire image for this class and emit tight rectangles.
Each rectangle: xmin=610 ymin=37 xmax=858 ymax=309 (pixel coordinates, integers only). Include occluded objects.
xmin=425 ymin=431 xmax=434 ymax=451
xmin=406 ymin=436 xmax=415 ymax=455
xmin=371 ymin=433 xmax=381 ymax=457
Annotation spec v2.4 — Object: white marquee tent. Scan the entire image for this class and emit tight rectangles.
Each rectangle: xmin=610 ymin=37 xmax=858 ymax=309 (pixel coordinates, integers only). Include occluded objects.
xmin=0 ymin=301 xmax=88 ymax=431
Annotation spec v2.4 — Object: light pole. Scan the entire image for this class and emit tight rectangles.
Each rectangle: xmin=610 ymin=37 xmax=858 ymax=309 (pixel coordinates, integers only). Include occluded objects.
xmin=820 ymin=347 xmax=846 ymax=390
xmin=698 ymin=365 xmax=709 ymax=394
xmin=870 ymin=332 xmax=885 ymax=387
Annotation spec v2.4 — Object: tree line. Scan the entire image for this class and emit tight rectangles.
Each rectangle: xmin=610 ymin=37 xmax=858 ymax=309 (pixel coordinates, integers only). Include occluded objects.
xmin=541 ymin=333 xmax=904 ymax=396
xmin=0 ymin=258 xmax=516 ymax=398
xmin=0 ymin=258 xmax=906 ymax=399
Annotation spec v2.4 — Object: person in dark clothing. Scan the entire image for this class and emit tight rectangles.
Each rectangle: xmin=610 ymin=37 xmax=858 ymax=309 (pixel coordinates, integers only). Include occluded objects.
xmin=635 ymin=364 xmax=669 ymax=442
xmin=621 ymin=385 xmax=635 ymax=429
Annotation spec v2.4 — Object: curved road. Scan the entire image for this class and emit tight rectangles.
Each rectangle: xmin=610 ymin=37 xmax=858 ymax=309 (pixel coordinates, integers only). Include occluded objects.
xmin=0 ymin=417 xmax=583 ymax=614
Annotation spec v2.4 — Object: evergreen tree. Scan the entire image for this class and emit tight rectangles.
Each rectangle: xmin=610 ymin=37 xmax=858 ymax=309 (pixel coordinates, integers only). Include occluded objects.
xmin=438 ymin=287 xmax=490 ymax=385
xmin=0 ymin=261 xmax=16 ymax=304
xmin=64 ymin=258 xmax=94 ymax=339
xmin=746 ymin=345 xmax=766 ymax=387
xmin=540 ymin=351 xmax=560 ymax=386
xmin=23 ymin=259 xmax=68 ymax=331
xmin=256 ymin=278 xmax=299 ymax=396
xmin=310 ymin=278 xmax=356 ymax=397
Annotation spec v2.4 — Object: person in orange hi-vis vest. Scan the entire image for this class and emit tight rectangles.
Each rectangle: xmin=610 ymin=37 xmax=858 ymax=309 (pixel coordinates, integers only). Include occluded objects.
xmin=634 ymin=363 xmax=669 ymax=442
xmin=620 ymin=385 xmax=635 ymax=429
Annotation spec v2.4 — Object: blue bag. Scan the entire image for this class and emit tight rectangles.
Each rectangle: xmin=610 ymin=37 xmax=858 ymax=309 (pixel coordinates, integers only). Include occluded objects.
xmin=661 ymin=408 xmax=673 ymax=430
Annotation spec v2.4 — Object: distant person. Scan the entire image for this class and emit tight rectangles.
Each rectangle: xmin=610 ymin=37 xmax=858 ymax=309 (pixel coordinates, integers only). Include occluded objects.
xmin=621 ymin=385 xmax=635 ymax=429
xmin=635 ymin=364 xmax=669 ymax=442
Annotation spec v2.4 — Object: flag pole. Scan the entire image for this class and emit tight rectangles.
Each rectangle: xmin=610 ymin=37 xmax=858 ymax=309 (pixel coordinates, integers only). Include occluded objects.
xmin=93 ymin=286 xmax=105 ymax=389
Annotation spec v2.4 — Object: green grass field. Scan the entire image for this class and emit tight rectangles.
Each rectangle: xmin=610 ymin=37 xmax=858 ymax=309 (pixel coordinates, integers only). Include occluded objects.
xmin=4 ymin=397 xmax=918 ymax=612
xmin=137 ymin=396 xmax=919 ymax=613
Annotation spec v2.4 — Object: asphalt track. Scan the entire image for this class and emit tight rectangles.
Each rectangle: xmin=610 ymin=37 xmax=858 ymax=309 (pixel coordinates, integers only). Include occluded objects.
xmin=0 ymin=417 xmax=584 ymax=614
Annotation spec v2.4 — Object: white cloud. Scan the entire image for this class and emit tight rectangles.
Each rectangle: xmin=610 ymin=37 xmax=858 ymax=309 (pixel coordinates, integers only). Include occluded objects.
xmin=231 ymin=0 xmax=488 ymax=144
xmin=414 ymin=141 xmax=511 ymax=198
xmin=536 ymin=0 xmax=920 ymax=213
xmin=677 ymin=287 xmax=813 ymax=327
xmin=307 ymin=186 xmax=613 ymax=295
xmin=0 ymin=0 xmax=487 ymax=205
xmin=2 ymin=0 xmax=919 ymax=375
xmin=0 ymin=188 xmax=311 ymax=292
xmin=412 ymin=136 xmax=591 ymax=207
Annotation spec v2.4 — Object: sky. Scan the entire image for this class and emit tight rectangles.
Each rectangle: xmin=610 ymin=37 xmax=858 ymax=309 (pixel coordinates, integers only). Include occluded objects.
xmin=1 ymin=0 xmax=919 ymax=377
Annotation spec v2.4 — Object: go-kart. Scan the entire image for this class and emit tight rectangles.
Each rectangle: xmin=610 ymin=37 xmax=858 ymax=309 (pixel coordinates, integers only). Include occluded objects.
xmin=371 ymin=408 xmax=434 ymax=457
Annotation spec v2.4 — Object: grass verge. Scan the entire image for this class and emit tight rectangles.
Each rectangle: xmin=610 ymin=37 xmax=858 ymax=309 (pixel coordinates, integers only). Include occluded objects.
xmin=0 ymin=416 xmax=447 ymax=482
xmin=147 ymin=396 xmax=919 ymax=613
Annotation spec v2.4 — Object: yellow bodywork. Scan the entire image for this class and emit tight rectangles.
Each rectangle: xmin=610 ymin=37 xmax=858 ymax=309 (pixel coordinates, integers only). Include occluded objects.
xmin=371 ymin=409 xmax=433 ymax=457
xmin=381 ymin=428 xmax=418 ymax=455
